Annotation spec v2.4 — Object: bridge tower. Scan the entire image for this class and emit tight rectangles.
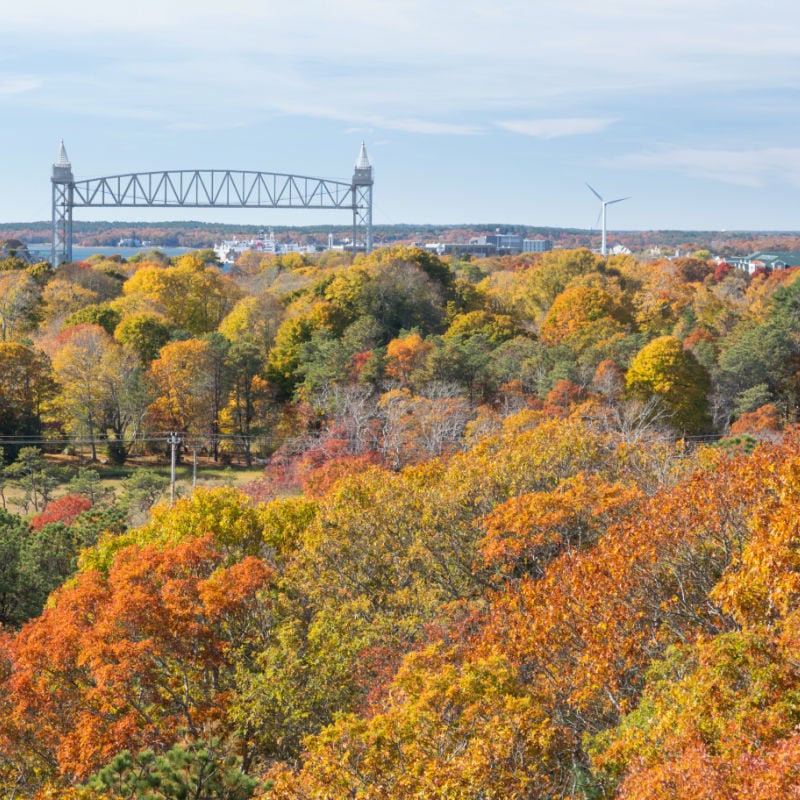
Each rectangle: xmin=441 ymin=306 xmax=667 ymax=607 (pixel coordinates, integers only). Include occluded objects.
xmin=51 ymin=140 xmax=74 ymax=265
xmin=352 ymin=142 xmax=373 ymax=253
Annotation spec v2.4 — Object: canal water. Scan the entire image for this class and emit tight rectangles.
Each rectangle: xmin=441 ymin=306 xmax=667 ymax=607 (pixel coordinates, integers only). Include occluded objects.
xmin=29 ymin=245 xmax=196 ymax=262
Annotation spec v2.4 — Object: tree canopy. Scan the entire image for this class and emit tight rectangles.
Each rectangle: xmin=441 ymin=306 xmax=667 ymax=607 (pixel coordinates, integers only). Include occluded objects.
xmin=1 ymin=245 xmax=800 ymax=797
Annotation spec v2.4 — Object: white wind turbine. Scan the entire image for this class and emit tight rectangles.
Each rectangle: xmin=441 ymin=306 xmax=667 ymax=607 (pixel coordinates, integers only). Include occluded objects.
xmin=586 ymin=183 xmax=630 ymax=257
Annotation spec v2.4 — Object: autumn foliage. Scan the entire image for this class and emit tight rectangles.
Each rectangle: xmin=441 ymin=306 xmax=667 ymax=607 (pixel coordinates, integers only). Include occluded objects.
xmin=0 ymin=528 xmax=273 ymax=788
xmin=29 ymin=494 xmax=92 ymax=530
xmin=3 ymin=243 xmax=800 ymax=797
xmin=2 ymin=411 xmax=800 ymax=797
xmin=263 ymin=428 xmax=800 ymax=798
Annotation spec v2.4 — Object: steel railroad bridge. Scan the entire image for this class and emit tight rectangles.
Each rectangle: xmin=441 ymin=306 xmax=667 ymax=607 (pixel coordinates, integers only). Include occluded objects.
xmin=50 ymin=142 xmax=373 ymax=264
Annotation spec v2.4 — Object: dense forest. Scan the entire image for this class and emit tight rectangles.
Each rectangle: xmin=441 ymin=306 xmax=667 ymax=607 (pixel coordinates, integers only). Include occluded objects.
xmin=0 ymin=242 xmax=799 ymax=798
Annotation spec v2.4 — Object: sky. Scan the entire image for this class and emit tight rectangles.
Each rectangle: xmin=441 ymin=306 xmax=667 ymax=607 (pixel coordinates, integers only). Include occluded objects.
xmin=2 ymin=0 xmax=800 ymax=233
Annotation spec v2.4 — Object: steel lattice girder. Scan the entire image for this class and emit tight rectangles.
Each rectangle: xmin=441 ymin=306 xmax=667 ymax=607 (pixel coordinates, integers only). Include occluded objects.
xmin=70 ymin=170 xmax=358 ymax=209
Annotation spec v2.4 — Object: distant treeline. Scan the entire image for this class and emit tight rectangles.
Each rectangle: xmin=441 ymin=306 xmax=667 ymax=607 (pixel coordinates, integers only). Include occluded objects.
xmin=2 ymin=220 xmax=800 ymax=255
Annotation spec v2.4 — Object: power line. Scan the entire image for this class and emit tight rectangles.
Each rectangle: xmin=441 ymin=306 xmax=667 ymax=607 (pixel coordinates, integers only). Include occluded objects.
xmin=0 ymin=434 xmax=284 ymax=447
xmin=0 ymin=431 xmax=735 ymax=449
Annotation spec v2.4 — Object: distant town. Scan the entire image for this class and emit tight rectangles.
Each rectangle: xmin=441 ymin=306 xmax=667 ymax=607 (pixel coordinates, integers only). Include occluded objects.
xmin=0 ymin=220 xmax=800 ymax=258
xmin=3 ymin=220 xmax=800 ymax=274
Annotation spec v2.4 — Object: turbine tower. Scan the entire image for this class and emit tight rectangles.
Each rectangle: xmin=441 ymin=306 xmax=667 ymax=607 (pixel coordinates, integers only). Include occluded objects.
xmin=586 ymin=183 xmax=629 ymax=257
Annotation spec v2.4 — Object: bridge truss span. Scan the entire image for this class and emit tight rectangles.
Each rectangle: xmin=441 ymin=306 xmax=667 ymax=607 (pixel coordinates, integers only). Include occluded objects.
xmin=51 ymin=142 xmax=373 ymax=264
xmin=71 ymin=170 xmax=355 ymax=210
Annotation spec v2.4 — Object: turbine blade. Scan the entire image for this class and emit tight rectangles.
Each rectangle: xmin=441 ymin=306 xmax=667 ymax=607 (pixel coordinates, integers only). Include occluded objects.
xmin=607 ymin=196 xmax=630 ymax=205
xmin=585 ymin=183 xmax=603 ymax=201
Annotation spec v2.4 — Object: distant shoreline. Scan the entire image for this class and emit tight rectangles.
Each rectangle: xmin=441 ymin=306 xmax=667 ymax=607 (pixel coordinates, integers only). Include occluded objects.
xmin=5 ymin=221 xmax=800 ymax=259
xmin=26 ymin=245 xmax=194 ymax=262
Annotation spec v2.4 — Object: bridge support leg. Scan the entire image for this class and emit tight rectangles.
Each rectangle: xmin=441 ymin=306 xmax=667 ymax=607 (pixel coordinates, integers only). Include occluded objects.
xmin=51 ymin=181 xmax=73 ymax=265
xmin=352 ymin=183 xmax=373 ymax=255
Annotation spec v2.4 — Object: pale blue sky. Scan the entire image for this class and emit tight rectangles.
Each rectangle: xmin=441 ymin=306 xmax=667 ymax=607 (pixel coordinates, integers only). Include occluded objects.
xmin=2 ymin=0 xmax=800 ymax=231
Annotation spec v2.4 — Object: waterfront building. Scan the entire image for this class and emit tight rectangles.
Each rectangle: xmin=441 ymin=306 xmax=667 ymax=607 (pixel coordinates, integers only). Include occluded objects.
xmin=731 ymin=251 xmax=800 ymax=274
xmin=522 ymin=238 xmax=553 ymax=253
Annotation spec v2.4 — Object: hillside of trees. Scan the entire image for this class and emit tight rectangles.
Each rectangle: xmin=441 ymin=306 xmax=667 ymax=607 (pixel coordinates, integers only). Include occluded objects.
xmin=0 ymin=244 xmax=799 ymax=798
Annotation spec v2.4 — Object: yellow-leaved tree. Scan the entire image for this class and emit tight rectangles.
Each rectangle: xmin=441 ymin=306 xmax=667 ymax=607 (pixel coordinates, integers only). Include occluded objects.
xmin=626 ymin=335 xmax=711 ymax=434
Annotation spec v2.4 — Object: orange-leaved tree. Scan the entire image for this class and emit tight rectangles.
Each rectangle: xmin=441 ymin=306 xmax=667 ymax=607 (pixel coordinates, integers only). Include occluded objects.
xmin=0 ymin=532 xmax=273 ymax=793
xmin=587 ymin=434 xmax=800 ymax=798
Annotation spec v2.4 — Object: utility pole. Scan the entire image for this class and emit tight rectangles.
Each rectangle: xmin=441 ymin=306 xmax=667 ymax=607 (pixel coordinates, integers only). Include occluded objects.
xmin=167 ymin=432 xmax=181 ymax=506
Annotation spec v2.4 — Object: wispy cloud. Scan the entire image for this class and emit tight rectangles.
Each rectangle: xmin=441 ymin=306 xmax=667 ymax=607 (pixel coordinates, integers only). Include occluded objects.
xmin=165 ymin=121 xmax=246 ymax=132
xmin=9 ymin=1 xmax=800 ymax=115
xmin=0 ymin=75 xmax=41 ymax=94
xmin=367 ymin=117 xmax=482 ymax=136
xmin=496 ymin=118 xmax=614 ymax=138
xmin=610 ymin=147 xmax=800 ymax=188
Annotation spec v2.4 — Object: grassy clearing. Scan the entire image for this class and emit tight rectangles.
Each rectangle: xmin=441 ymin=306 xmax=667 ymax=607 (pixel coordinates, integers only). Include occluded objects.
xmin=1 ymin=454 xmax=265 ymax=518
